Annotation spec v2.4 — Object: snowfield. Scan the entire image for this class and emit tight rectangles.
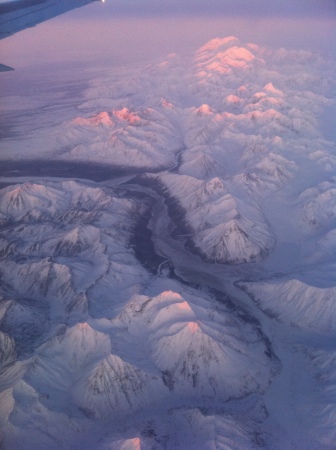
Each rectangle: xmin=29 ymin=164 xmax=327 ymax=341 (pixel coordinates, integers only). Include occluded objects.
xmin=0 ymin=37 xmax=335 ymax=449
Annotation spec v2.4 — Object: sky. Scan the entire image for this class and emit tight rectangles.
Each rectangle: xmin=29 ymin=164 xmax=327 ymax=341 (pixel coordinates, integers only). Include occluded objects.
xmin=0 ymin=0 xmax=335 ymax=70
xmin=85 ymin=0 xmax=336 ymax=17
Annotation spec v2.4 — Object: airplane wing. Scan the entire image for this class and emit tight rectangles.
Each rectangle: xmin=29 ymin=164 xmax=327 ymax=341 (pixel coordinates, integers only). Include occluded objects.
xmin=0 ymin=0 xmax=100 ymax=39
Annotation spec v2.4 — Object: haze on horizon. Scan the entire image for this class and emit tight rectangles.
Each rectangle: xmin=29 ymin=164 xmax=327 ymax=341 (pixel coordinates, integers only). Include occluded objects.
xmin=0 ymin=0 xmax=335 ymax=70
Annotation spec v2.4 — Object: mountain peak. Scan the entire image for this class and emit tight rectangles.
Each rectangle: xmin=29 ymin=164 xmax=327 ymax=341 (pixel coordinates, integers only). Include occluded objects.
xmin=196 ymin=104 xmax=214 ymax=116
xmin=72 ymin=111 xmax=114 ymax=127
xmin=198 ymin=36 xmax=239 ymax=53
xmin=186 ymin=321 xmax=200 ymax=334
xmin=264 ymin=82 xmax=284 ymax=97
xmin=113 ymin=107 xmax=142 ymax=125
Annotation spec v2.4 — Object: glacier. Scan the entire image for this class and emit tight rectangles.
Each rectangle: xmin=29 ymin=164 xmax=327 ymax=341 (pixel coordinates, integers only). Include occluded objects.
xmin=0 ymin=37 xmax=335 ymax=449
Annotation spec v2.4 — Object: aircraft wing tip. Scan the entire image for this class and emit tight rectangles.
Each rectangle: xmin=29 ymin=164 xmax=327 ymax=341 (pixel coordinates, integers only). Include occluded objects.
xmin=0 ymin=63 xmax=15 ymax=72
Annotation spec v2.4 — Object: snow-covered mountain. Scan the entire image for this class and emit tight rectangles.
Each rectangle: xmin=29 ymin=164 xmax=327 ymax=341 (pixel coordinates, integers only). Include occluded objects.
xmin=58 ymin=107 xmax=182 ymax=170
xmin=157 ymin=172 xmax=275 ymax=263
xmin=115 ymin=289 xmax=275 ymax=398
xmin=0 ymin=37 xmax=335 ymax=449
xmin=237 ymin=279 xmax=336 ymax=333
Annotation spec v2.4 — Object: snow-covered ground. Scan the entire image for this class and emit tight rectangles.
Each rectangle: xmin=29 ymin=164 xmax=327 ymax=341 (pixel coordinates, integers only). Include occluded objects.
xmin=0 ymin=37 xmax=335 ymax=449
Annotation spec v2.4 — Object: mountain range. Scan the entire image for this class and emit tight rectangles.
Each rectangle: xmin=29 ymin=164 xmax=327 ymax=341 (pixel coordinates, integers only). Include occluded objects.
xmin=0 ymin=37 xmax=335 ymax=449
